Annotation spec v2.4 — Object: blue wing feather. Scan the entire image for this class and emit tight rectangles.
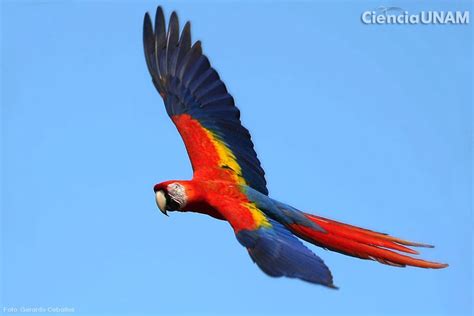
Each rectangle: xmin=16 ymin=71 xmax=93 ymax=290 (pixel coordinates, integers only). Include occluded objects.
xmin=236 ymin=219 xmax=336 ymax=288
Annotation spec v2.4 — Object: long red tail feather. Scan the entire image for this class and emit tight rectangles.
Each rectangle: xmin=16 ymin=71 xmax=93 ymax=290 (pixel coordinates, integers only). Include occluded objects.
xmin=290 ymin=214 xmax=448 ymax=269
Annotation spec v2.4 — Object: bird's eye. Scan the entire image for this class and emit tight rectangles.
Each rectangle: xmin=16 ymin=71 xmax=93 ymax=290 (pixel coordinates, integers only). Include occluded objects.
xmin=155 ymin=190 xmax=167 ymax=215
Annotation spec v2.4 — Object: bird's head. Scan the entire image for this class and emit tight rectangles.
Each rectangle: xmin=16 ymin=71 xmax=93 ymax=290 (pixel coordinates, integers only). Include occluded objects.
xmin=153 ymin=181 xmax=189 ymax=216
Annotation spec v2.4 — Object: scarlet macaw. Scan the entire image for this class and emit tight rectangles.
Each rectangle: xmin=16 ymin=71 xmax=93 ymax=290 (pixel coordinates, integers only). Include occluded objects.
xmin=143 ymin=7 xmax=447 ymax=288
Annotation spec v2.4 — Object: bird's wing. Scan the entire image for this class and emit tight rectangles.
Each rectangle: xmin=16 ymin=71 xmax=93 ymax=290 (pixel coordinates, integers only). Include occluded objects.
xmin=238 ymin=219 xmax=336 ymax=287
xmin=143 ymin=7 xmax=268 ymax=195
xmin=205 ymin=191 xmax=335 ymax=287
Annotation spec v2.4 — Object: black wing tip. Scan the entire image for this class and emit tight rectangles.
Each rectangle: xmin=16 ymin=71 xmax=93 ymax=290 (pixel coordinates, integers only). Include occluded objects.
xmin=194 ymin=40 xmax=202 ymax=50
xmin=183 ymin=21 xmax=191 ymax=33
xmin=180 ymin=21 xmax=191 ymax=45
xmin=143 ymin=13 xmax=154 ymax=50
xmin=144 ymin=11 xmax=151 ymax=21
xmin=327 ymin=283 xmax=339 ymax=290
xmin=145 ymin=7 xmax=192 ymax=46
xmin=168 ymin=11 xmax=180 ymax=35
xmin=154 ymin=6 xmax=166 ymax=38
xmin=156 ymin=5 xmax=164 ymax=17
xmin=170 ymin=10 xmax=178 ymax=20
xmin=170 ymin=11 xmax=179 ymax=24
xmin=143 ymin=12 xmax=152 ymax=28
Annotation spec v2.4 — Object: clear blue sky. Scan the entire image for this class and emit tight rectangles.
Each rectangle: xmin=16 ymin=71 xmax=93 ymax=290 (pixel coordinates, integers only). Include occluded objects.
xmin=1 ymin=1 xmax=472 ymax=315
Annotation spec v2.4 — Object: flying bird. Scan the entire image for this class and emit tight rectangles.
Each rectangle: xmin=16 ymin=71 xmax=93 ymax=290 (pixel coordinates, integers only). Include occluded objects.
xmin=143 ymin=7 xmax=447 ymax=288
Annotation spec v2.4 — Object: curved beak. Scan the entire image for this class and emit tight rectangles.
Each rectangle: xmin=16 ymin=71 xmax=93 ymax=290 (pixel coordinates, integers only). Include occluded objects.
xmin=155 ymin=190 xmax=168 ymax=216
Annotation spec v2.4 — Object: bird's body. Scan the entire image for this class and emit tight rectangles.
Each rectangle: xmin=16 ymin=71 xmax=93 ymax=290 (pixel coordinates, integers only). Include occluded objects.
xmin=143 ymin=6 xmax=447 ymax=288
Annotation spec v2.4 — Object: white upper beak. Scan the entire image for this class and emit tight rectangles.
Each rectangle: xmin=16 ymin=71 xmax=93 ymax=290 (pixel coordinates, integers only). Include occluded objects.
xmin=155 ymin=190 xmax=168 ymax=215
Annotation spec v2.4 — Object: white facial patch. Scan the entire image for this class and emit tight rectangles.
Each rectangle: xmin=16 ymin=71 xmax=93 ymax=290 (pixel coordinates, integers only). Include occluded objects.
xmin=167 ymin=183 xmax=187 ymax=209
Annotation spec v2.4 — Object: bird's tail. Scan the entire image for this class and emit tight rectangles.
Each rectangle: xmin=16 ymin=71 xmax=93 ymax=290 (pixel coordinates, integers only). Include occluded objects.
xmin=289 ymin=213 xmax=448 ymax=269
